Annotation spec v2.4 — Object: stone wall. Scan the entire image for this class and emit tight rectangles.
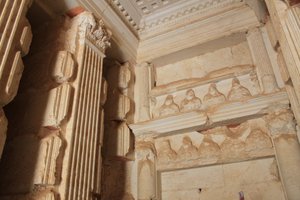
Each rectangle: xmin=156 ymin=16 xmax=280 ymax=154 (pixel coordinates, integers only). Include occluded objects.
xmin=131 ymin=17 xmax=300 ymax=199
xmin=0 ymin=12 xmax=110 ymax=200
xmin=0 ymin=0 xmax=33 ymax=159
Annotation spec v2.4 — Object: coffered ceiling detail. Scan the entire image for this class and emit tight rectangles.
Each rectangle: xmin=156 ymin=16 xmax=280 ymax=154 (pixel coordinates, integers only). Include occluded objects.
xmin=109 ymin=0 xmax=244 ymax=34
xmin=134 ymin=0 xmax=182 ymax=14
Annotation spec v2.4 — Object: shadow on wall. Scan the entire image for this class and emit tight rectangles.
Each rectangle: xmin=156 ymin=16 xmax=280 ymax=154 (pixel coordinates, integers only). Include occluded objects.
xmin=100 ymin=59 xmax=135 ymax=200
xmin=0 ymin=11 xmax=70 ymax=198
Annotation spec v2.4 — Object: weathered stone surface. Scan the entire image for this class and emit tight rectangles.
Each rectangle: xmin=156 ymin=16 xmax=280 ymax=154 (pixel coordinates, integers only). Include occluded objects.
xmin=2 ymin=1 xmax=300 ymax=200
xmin=50 ymin=51 xmax=75 ymax=83
xmin=161 ymin=158 xmax=284 ymax=200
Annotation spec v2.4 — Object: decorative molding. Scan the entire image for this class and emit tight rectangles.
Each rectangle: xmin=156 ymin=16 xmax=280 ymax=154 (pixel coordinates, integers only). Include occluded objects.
xmin=107 ymin=0 xmax=141 ymax=32
xmin=137 ymin=4 xmax=260 ymax=62
xmin=139 ymin=0 xmax=242 ymax=35
xmin=129 ymin=91 xmax=289 ymax=137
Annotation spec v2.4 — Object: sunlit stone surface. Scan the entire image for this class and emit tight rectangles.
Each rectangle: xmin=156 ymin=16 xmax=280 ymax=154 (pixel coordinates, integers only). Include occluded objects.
xmin=1 ymin=0 xmax=300 ymax=199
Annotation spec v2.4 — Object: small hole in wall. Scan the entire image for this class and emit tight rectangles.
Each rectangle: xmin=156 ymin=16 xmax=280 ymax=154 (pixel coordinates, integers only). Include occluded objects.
xmin=198 ymin=188 xmax=202 ymax=193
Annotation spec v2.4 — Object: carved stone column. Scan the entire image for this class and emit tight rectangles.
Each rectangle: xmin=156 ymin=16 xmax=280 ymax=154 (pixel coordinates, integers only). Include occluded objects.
xmin=247 ymin=28 xmax=279 ymax=94
xmin=265 ymin=109 xmax=300 ymax=199
xmin=0 ymin=11 xmax=110 ymax=199
xmin=62 ymin=12 xmax=111 ymax=200
xmin=134 ymin=62 xmax=154 ymax=122
xmin=265 ymin=0 xmax=300 ymax=119
xmin=136 ymin=140 xmax=157 ymax=200
xmin=0 ymin=0 xmax=33 ymax=158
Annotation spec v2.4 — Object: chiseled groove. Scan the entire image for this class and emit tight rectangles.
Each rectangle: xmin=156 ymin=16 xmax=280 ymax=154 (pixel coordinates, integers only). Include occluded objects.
xmin=93 ymin=57 xmax=103 ymax=193
xmin=43 ymin=139 xmax=52 ymax=183
xmin=84 ymin=47 xmax=97 ymax=199
xmin=54 ymin=85 xmax=62 ymax=123
xmin=0 ymin=0 xmax=7 ymax=17
xmin=0 ymin=0 xmax=14 ymax=40
xmin=94 ymin=111 xmax=103 ymax=193
xmin=68 ymin=45 xmax=88 ymax=200
xmin=82 ymin=48 xmax=96 ymax=199
xmin=69 ymin=48 xmax=87 ymax=200
xmin=0 ymin=0 xmax=25 ymax=76
xmin=76 ymin=46 xmax=93 ymax=200
xmin=80 ymin=46 xmax=95 ymax=199
xmin=88 ymin=49 xmax=101 ymax=195
xmin=48 ymin=137 xmax=56 ymax=183
xmin=89 ymin=54 xmax=101 ymax=196
xmin=0 ymin=0 xmax=18 ymax=77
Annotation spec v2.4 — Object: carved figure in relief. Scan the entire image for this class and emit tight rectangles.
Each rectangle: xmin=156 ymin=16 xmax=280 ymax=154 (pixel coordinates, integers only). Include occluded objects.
xmin=158 ymin=140 xmax=177 ymax=162
xmin=136 ymin=141 xmax=157 ymax=200
xmin=180 ymin=89 xmax=201 ymax=112
xmin=227 ymin=78 xmax=252 ymax=101
xmin=245 ymin=129 xmax=272 ymax=152
xmin=159 ymin=95 xmax=179 ymax=117
xmin=198 ymin=134 xmax=221 ymax=159
xmin=178 ymin=136 xmax=198 ymax=160
xmin=221 ymin=127 xmax=246 ymax=160
xmin=203 ymin=83 xmax=226 ymax=106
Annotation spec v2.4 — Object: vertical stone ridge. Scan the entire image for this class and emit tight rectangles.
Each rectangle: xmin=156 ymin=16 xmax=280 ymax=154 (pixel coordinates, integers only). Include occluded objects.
xmin=0 ymin=0 xmax=32 ymax=158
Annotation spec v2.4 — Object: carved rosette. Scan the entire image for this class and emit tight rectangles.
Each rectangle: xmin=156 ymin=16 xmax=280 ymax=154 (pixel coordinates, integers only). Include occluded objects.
xmin=78 ymin=12 xmax=112 ymax=53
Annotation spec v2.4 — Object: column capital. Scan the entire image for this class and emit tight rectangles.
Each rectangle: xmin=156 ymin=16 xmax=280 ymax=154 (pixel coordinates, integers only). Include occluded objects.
xmin=77 ymin=11 xmax=112 ymax=52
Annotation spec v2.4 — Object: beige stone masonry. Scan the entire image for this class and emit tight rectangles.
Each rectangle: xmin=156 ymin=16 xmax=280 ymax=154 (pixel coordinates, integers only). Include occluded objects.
xmin=0 ymin=0 xmax=33 ymax=158
xmin=247 ymin=28 xmax=279 ymax=94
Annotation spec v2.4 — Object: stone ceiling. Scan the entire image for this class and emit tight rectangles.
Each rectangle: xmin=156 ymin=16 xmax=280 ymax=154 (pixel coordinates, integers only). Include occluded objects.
xmin=132 ymin=0 xmax=182 ymax=15
xmin=108 ymin=0 xmax=184 ymax=31
xmin=109 ymin=0 xmax=242 ymax=33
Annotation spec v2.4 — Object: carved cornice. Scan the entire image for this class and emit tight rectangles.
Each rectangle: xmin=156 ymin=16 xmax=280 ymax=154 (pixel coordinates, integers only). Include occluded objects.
xmin=137 ymin=4 xmax=260 ymax=62
xmin=139 ymin=0 xmax=242 ymax=36
xmin=107 ymin=0 xmax=140 ymax=32
xmin=129 ymin=91 xmax=289 ymax=137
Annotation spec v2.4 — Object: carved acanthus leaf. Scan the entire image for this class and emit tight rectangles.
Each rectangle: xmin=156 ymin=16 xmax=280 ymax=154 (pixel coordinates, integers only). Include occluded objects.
xmin=79 ymin=12 xmax=112 ymax=52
